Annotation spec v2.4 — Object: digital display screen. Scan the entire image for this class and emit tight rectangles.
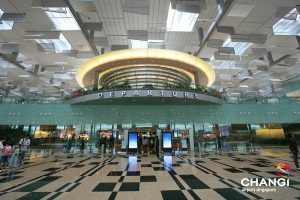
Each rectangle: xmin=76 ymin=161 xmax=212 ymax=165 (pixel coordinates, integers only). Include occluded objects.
xmin=163 ymin=132 xmax=172 ymax=148
xmin=113 ymin=130 xmax=118 ymax=138
xmin=128 ymin=132 xmax=138 ymax=149
xmin=173 ymin=131 xmax=178 ymax=138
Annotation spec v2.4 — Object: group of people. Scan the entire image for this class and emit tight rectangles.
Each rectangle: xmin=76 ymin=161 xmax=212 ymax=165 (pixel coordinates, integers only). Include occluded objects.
xmin=0 ymin=135 xmax=30 ymax=173
xmin=138 ymin=135 xmax=158 ymax=155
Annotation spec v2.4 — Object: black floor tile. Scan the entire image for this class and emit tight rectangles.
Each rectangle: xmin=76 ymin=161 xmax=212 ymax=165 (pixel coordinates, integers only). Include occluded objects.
xmin=42 ymin=167 xmax=60 ymax=172
xmin=108 ymin=192 xmax=117 ymax=200
xmin=126 ymin=171 xmax=140 ymax=176
xmin=118 ymin=176 xmax=125 ymax=182
xmin=232 ymin=158 xmax=245 ymax=161
xmin=153 ymin=167 xmax=166 ymax=171
xmin=71 ymin=165 xmax=85 ymax=168
xmin=93 ymin=183 xmax=116 ymax=192
xmin=210 ymin=158 xmax=220 ymax=161
xmin=108 ymin=162 xmax=119 ymax=165
xmin=251 ymin=163 xmax=269 ymax=167
xmin=141 ymin=164 xmax=152 ymax=167
xmin=17 ymin=192 xmax=50 ymax=200
xmin=119 ymin=182 xmax=139 ymax=191
xmin=151 ymin=161 xmax=161 ymax=164
xmin=176 ymin=161 xmax=187 ymax=163
xmin=224 ymin=168 xmax=243 ymax=173
xmin=15 ymin=176 xmax=61 ymax=192
xmin=161 ymin=190 xmax=187 ymax=200
xmin=180 ymin=175 xmax=210 ymax=189
xmin=63 ymin=162 xmax=76 ymax=165
xmin=0 ymin=175 xmax=22 ymax=183
xmin=89 ymin=162 xmax=100 ymax=165
xmin=140 ymin=176 xmax=157 ymax=182
xmin=240 ymin=168 xmax=260 ymax=172
xmin=214 ymin=188 xmax=250 ymax=200
xmin=107 ymin=171 xmax=123 ymax=176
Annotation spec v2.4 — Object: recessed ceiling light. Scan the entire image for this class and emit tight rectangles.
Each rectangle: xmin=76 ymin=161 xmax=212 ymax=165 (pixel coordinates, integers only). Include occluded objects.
xmin=54 ymin=61 xmax=69 ymax=64
xmin=269 ymin=78 xmax=281 ymax=82
xmin=18 ymin=75 xmax=31 ymax=78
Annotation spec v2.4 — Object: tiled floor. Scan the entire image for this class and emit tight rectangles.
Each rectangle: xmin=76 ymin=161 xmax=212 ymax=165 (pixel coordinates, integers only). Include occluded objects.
xmin=0 ymin=148 xmax=299 ymax=200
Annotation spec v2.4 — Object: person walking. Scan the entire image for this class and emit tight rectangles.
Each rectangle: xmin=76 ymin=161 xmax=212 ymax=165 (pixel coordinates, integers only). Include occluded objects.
xmin=0 ymin=137 xmax=5 ymax=168
xmin=155 ymin=135 xmax=159 ymax=158
xmin=7 ymin=142 xmax=20 ymax=180
xmin=19 ymin=135 xmax=30 ymax=165
xmin=0 ymin=141 xmax=12 ymax=173
xmin=288 ymin=133 xmax=299 ymax=170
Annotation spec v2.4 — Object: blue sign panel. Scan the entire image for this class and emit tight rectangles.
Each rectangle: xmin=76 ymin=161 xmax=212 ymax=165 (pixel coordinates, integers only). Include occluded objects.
xmin=128 ymin=132 xmax=138 ymax=149
xmin=163 ymin=132 xmax=172 ymax=148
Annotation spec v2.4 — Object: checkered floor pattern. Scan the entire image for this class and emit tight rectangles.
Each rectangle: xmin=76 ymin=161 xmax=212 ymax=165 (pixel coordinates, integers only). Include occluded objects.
xmin=0 ymin=148 xmax=299 ymax=200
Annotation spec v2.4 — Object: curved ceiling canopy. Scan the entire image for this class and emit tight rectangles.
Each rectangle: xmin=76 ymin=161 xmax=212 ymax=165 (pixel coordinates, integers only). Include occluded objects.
xmin=76 ymin=48 xmax=215 ymax=88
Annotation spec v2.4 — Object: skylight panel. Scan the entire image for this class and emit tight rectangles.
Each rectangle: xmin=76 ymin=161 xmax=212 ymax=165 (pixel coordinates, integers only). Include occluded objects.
xmin=35 ymin=33 xmax=71 ymax=53
xmin=223 ymin=36 xmax=252 ymax=55
xmin=131 ymin=40 xmax=148 ymax=48
xmin=0 ymin=9 xmax=14 ymax=30
xmin=273 ymin=8 xmax=300 ymax=36
xmin=166 ymin=4 xmax=199 ymax=32
xmin=44 ymin=7 xmax=80 ymax=31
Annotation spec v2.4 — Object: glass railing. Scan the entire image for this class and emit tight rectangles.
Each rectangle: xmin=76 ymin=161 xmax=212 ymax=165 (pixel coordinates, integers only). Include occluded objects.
xmin=0 ymin=96 xmax=67 ymax=104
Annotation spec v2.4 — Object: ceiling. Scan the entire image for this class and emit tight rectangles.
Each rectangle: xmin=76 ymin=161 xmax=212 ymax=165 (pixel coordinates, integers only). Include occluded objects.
xmin=0 ymin=0 xmax=299 ymax=100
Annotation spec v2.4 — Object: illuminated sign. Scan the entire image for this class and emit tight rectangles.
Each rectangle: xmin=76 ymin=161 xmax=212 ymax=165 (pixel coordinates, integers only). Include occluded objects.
xmin=71 ymin=89 xmax=223 ymax=105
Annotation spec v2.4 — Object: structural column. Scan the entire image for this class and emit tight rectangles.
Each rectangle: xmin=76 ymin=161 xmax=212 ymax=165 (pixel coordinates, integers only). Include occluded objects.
xmin=156 ymin=129 xmax=162 ymax=157
xmin=124 ymin=129 xmax=128 ymax=149
xmin=189 ymin=127 xmax=195 ymax=154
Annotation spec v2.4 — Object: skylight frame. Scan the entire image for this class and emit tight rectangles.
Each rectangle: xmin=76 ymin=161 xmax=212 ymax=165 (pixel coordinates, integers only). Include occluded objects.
xmin=44 ymin=7 xmax=80 ymax=31
xmin=166 ymin=3 xmax=199 ymax=32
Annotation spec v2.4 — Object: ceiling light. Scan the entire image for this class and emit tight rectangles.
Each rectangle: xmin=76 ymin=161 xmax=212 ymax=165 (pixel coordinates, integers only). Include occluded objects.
xmin=166 ymin=3 xmax=199 ymax=32
xmin=54 ymin=61 xmax=68 ymax=64
xmin=269 ymin=78 xmax=281 ymax=81
xmin=240 ymin=85 xmax=248 ymax=88
xmin=44 ymin=7 xmax=80 ymax=31
xmin=18 ymin=75 xmax=31 ymax=78
xmin=148 ymin=40 xmax=164 ymax=43
xmin=223 ymin=36 xmax=252 ymax=55
xmin=131 ymin=40 xmax=148 ymax=48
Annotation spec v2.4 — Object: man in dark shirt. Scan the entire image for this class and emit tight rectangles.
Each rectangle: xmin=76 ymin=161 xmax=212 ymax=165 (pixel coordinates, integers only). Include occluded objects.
xmin=288 ymin=133 xmax=299 ymax=170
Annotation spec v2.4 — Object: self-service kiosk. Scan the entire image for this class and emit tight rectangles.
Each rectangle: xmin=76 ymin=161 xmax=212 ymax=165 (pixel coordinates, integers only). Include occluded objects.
xmin=128 ymin=132 xmax=138 ymax=153
xmin=162 ymin=132 xmax=172 ymax=153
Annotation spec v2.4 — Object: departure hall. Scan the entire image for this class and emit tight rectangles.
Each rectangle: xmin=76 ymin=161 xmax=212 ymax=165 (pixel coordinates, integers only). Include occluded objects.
xmin=0 ymin=0 xmax=300 ymax=200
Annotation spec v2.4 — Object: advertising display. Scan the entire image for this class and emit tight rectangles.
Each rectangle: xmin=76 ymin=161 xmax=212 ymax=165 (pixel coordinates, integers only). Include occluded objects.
xmin=163 ymin=132 xmax=172 ymax=149
xmin=173 ymin=130 xmax=178 ymax=138
xmin=128 ymin=132 xmax=138 ymax=149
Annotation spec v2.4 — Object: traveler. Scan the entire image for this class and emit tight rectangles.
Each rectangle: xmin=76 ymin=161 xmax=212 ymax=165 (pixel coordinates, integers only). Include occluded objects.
xmin=155 ymin=135 xmax=159 ymax=158
xmin=0 ymin=141 xmax=12 ymax=173
xmin=8 ymin=142 xmax=20 ymax=173
xmin=149 ymin=136 xmax=155 ymax=154
xmin=0 ymin=137 xmax=5 ymax=166
xmin=142 ymin=137 xmax=149 ymax=154
xmin=288 ymin=133 xmax=299 ymax=170
xmin=79 ymin=135 xmax=85 ymax=155
xmin=19 ymin=135 xmax=30 ymax=165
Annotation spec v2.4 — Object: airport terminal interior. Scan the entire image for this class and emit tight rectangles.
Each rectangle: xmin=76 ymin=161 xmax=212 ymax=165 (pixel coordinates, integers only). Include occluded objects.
xmin=0 ymin=0 xmax=300 ymax=199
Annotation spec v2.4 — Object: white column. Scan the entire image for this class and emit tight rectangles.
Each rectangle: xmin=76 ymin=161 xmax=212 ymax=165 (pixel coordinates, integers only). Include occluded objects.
xmin=189 ymin=128 xmax=194 ymax=153
xmin=156 ymin=129 xmax=162 ymax=156
xmin=124 ymin=129 xmax=128 ymax=149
